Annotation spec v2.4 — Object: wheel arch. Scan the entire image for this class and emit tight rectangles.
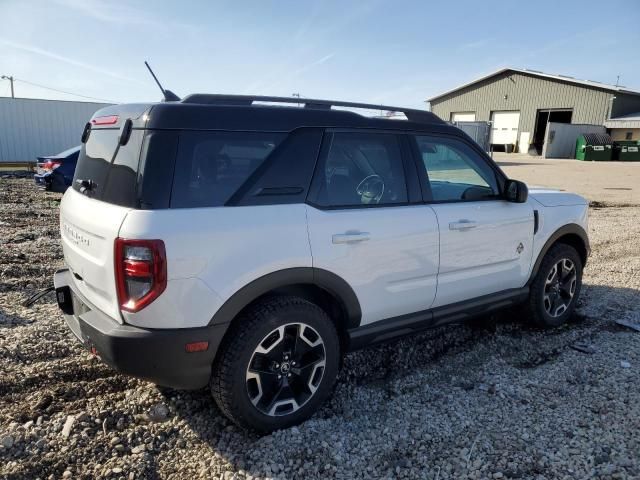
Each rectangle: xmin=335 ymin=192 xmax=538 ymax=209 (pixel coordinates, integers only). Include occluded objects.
xmin=528 ymin=224 xmax=590 ymax=284
xmin=208 ymin=267 xmax=362 ymax=332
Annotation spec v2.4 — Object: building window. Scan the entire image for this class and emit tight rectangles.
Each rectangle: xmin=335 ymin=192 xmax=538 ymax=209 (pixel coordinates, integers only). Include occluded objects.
xmin=626 ymin=132 xmax=633 ymax=140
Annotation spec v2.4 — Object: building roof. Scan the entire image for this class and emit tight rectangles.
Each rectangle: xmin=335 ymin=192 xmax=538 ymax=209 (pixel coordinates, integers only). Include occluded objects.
xmin=604 ymin=112 xmax=640 ymax=129
xmin=427 ymin=67 xmax=640 ymax=102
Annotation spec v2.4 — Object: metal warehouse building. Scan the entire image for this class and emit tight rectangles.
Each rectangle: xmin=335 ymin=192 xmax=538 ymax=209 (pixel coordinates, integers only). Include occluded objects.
xmin=428 ymin=68 xmax=640 ymax=154
xmin=0 ymin=97 xmax=109 ymax=163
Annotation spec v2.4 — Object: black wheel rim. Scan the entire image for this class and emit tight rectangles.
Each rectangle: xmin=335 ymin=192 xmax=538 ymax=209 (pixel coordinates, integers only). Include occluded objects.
xmin=543 ymin=258 xmax=577 ymax=318
xmin=246 ymin=323 xmax=326 ymax=416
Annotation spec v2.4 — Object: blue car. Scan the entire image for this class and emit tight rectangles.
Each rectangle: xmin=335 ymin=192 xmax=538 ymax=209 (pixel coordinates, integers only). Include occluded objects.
xmin=34 ymin=146 xmax=81 ymax=193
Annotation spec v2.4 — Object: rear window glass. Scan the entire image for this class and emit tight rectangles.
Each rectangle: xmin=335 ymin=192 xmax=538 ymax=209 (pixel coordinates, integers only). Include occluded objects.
xmin=73 ymin=128 xmax=143 ymax=207
xmin=171 ymin=131 xmax=285 ymax=208
xmin=55 ymin=146 xmax=81 ymax=158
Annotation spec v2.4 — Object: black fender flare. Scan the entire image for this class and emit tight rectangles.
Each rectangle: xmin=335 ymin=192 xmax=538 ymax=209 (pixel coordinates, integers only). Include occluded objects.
xmin=208 ymin=267 xmax=362 ymax=328
xmin=528 ymin=223 xmax=590 ymax=284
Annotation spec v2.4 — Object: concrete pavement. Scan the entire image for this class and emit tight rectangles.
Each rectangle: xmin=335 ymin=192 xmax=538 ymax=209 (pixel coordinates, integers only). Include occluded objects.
xmin=494 ymin=153 xmax=640 ymax=205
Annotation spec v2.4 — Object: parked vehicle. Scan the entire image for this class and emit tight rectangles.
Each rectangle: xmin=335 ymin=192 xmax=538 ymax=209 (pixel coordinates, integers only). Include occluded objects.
xmin=34 ymin=146 xmax=81 ymax=193
xmin=54 ymin=95 xmax=589 ymax=432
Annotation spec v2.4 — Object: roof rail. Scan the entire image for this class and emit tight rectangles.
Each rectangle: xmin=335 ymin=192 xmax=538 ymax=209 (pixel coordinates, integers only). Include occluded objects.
xmin=180 ymin=94 xmax=440 ymax=124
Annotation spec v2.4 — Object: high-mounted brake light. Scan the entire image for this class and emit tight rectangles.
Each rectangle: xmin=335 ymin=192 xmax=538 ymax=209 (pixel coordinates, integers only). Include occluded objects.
xmin=92 ymin=115 xmax=119 ymax=125
xmin=115 ymin=238 xmax=167 ymax=312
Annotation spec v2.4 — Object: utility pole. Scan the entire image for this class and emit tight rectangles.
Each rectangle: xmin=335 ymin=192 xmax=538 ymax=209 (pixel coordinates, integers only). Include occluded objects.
xmin=615 ymin=75 xmax=620 ymax=87
xmin=1 ymin=75 xmax=14 ymax=98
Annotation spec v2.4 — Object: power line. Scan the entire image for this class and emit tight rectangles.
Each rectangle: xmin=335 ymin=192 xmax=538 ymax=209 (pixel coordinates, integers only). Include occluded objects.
xmin=9 ymin=77 xmax=118 ymax=103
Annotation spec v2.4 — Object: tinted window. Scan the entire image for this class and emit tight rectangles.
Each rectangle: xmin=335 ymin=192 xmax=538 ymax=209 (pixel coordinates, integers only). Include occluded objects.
xmin=313 ymin=132 xmax=407 ymax=207
xmin=170 ymin=131 xmax=285 ymax=208
xmin=414 ymin=135 xmax=499 ymax=202
xmin=73 ymin=128 xmax=144 ymax=207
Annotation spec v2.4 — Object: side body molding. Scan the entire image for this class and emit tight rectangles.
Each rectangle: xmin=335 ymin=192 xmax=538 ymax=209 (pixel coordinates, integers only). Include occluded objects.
xmin=528 ymin=223 xmax=590 ymax=283
xmin=208 ymin=267 xmax=362 ymax=328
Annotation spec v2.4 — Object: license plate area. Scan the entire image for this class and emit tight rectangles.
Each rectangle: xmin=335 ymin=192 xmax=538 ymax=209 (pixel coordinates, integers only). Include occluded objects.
xmin=71 ymin=292 xmax=91 ymax=317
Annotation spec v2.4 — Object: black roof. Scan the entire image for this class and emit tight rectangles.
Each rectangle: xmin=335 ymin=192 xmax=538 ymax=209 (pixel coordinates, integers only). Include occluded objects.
xmin=89 ymin=94 xmax=456 ymax=135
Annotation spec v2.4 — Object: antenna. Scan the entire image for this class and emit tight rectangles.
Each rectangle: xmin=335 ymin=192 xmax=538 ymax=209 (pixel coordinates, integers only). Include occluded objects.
xmin=144 ymin=61 xmax=180 ymax=102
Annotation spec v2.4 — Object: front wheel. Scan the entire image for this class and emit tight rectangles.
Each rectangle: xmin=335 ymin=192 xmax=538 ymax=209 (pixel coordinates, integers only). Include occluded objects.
xmin=211 ymin=296 xmax=340 ymax=432
xmin=528 ymin=243 xmax=583 ymax=327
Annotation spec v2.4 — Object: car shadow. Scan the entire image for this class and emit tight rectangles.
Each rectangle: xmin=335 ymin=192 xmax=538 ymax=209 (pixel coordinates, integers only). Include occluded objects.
xmin=165 ymin=281 xmax=640 ymax=471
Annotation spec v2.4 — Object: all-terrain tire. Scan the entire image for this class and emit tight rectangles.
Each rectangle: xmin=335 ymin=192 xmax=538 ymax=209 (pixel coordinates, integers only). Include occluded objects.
xmin=528 ymin=243 xmax=583 ymax=327
xmin=210 ymin=296 xmax=340 ymax=432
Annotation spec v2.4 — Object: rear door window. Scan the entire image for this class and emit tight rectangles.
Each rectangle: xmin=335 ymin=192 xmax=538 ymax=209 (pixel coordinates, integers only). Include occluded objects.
xmin=170 ymin=131 xmax=285 ymax=208
xmin=310 ymin=132 xmax=408 ymax=208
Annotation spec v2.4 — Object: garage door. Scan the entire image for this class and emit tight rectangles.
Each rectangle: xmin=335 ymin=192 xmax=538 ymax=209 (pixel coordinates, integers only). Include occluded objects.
xmin=491 ymin=111 xmax=520 ymax=145
xmin=451 ymin=112 xmax=476 ymax=122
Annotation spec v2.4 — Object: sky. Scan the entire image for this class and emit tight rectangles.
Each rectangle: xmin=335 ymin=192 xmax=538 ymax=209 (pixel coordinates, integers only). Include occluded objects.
xmin=1 ymin=0 xmax=639 ymax=110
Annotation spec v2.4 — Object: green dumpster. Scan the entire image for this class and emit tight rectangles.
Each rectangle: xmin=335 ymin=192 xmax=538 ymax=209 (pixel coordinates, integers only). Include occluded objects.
xmin=612 ymin=140 xmax=640 ymax=161
xmin=575 ymin=133 xmax=613 ymax=161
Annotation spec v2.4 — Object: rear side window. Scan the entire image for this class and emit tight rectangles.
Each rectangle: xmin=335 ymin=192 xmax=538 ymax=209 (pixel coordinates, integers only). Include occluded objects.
xmin=171 ymin=131 xmax=285 ymax=208
xmin=73 ymin=128 xmax=144 ymax=207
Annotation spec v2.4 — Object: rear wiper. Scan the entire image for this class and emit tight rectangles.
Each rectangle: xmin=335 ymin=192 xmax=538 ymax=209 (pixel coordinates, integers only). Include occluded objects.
xmin=75 ymin=178 xmax=98 ymax=195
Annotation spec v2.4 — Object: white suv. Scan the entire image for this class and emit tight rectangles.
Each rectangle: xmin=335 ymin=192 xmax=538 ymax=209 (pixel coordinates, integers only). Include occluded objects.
xmin=54 ymin=95 xmax=589 ymax=432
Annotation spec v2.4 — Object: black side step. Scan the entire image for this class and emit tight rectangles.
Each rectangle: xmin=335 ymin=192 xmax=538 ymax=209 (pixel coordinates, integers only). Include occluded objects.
xmin=346 ymin=287 xmax=529 ymax=351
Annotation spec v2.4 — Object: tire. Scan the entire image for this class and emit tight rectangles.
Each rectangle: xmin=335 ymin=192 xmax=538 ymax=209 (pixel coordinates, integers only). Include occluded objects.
xmin=527 ymin=243 xmax=583 ymax=327
xmin=210 ymin=296 xmax=340 ymax=432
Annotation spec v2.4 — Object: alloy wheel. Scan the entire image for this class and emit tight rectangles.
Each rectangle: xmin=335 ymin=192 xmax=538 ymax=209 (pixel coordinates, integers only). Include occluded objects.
xmin=543 ymin=258 xmax=577 ymax=318
xmin=245 ymin=323 xmax=326 ymax=416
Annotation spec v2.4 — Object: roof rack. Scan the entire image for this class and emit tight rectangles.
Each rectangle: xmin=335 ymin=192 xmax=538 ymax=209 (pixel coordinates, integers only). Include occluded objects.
xmin=180 ymin=94 xmax=440 ymax=124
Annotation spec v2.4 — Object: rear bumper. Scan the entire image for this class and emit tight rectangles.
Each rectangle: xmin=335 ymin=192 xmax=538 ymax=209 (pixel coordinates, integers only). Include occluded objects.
xmin=53 ymin=268 xmax=228 ymax=390
xmin=33 ymin=173 xmax=50 ymax=189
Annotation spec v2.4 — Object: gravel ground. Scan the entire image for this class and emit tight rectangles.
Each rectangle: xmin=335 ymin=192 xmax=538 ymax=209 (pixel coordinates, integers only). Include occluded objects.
xmin=1 ymin=176 xmax=639 ymax=480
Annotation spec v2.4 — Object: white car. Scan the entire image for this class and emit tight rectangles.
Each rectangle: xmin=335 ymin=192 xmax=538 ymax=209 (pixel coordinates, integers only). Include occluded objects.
xmin=54 ymin=95 xmax=589 ymax=432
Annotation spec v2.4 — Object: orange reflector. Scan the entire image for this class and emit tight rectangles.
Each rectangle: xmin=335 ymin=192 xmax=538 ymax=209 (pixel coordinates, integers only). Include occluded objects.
xmin=185 ymin=341 xmax=209 ymax=353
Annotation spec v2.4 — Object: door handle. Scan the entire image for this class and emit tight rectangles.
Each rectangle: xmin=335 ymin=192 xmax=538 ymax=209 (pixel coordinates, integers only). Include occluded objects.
xmin=332 ymin=232 xmax=371 ymax=244
xmin=449 ymin=220 xmax=478 ymax=231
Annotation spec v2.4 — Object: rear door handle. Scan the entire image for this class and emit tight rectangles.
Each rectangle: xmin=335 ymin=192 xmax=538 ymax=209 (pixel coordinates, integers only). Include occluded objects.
xmin=332 ymin=232 xmax=371 ymax=244
xmin=449 ymin=220 xmax=478 ymax=231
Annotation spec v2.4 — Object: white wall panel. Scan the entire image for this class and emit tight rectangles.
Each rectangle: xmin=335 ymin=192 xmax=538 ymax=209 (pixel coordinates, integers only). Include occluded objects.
xmin=0 ymin=98 xmax=109 ymax=162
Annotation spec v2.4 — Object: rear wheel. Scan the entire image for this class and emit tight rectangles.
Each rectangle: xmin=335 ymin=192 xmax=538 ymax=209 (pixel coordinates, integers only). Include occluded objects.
xmin=528 ymin=243 xmax=583 ymax=327
xmin=211 ymin=296 xmax=340 ymax=432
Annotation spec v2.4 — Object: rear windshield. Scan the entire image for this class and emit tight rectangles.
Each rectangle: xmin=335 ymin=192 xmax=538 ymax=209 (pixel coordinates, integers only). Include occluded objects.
xmin=55 ymin=146 xmax=81 ymax=158
xmin=170 ymin=131 xmax=285 ymax=208
xmin=73 ymin=128 xmax=144 ymax=207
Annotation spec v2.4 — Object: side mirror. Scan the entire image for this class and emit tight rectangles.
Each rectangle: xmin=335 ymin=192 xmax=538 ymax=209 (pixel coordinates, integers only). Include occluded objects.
xmin=505 ymin=179 xmax=528 ymax=203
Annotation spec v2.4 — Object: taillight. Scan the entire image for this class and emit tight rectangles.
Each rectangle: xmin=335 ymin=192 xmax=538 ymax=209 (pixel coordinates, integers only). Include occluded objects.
xmin=115 ymin=238 xmax=167 ymax=312
xmin=43 ymin=160 xmax=62 ymax=171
